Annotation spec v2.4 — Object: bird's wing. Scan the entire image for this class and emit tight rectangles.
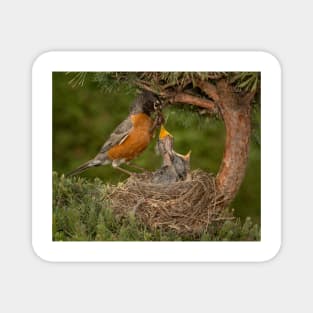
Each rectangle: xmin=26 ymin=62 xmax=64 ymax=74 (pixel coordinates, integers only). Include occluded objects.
xmin=100 ymin=116 xmax=133 ymax=152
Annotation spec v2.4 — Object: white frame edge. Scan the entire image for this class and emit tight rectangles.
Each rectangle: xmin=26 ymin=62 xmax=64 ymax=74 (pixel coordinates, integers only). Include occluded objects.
xmin=32 ymin=51 xmax=281 ymax=262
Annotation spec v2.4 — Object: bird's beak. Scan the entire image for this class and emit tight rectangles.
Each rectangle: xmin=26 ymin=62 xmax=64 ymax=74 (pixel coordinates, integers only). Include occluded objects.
xmin=159 ymin=124 xmax=173 ymax=139
xmin=183 ymin=150 xmax=192 ymax=160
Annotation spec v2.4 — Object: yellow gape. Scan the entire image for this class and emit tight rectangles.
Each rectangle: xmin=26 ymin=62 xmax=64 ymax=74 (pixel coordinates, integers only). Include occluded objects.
xmin=159 ymin=124 xmax=173 ymax=139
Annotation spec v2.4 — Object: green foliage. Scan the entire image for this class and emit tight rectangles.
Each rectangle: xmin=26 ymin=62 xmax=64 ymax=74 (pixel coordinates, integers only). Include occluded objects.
xmin=65 ymin=72 xmax=88 ymax=88
xmin=93 ymin=72 xmax=137 ymax=94
xmin=164 ymin=103 xmax=220 ymax=130
xmin=53 ymin=172 xmax=260 ymax=241
xmin=66 ymin=71 xmax=260 ymax=94
xmin=229 ymin=72 xmax=260 ymax=92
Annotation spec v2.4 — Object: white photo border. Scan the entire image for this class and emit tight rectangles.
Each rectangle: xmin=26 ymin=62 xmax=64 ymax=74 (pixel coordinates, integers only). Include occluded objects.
xmin=32 ymin=51 xmax=281 ymax=262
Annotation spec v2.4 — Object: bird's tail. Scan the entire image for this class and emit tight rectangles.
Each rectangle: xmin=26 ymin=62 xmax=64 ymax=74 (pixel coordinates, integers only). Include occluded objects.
xmin=66 ymin=159 xmax=102 ymax=177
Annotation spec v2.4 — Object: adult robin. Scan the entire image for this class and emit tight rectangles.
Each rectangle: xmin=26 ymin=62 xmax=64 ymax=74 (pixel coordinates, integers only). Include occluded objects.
xmin=67 ymin=91 xmax=162 ymax=176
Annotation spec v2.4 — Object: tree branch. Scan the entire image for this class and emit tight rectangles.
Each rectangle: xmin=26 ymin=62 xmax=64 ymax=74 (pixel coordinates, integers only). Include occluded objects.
xmin=170 ymin=92 xmax=217 ymax=111
xmin=135 ymin=80 xmax=162 ymax=94
xmin=196 ymin=80 xmax=220 ymax=102
xmin=135 ymin=80 xmax=217 ymax=112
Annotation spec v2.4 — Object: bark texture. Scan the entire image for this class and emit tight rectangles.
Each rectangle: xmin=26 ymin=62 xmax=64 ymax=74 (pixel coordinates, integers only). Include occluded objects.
xmin=215 ymin=80 xmax=252 ymax=205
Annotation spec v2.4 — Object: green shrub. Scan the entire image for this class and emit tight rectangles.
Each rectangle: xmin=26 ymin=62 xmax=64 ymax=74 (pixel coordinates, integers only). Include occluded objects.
xmin=53 ymin=172 xmax=260 ymax=241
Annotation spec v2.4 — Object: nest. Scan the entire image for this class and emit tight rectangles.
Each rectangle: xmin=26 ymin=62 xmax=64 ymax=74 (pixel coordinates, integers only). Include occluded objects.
xmin=108 ymin=169 xmax=233 ymax=234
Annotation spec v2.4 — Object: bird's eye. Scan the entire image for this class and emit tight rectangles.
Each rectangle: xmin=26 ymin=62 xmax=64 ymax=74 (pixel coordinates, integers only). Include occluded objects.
xmin=154 ymin=100 xmax=161 ymax=110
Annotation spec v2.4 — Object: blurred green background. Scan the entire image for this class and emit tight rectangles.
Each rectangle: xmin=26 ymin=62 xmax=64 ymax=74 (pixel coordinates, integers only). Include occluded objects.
xmin=53 ymin=72 xmax=261 ymax=223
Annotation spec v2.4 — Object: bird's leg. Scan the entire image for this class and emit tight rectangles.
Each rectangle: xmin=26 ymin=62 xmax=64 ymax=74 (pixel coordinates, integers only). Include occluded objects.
xmin=126 ymin=162 xmax=146 ymax=172
xmin=112 ymin=159 xmax=133 ymax=176
xmin=114 ymin=166 xmax=133 ymax=176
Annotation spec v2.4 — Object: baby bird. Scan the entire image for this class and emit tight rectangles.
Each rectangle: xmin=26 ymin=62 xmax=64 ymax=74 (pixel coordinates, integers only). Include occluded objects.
xmin=152 ymin=125 xmax=191 ymax=184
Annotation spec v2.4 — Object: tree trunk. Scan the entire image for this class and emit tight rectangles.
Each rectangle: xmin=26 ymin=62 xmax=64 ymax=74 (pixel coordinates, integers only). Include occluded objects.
xmin=215 ymin=80 xmax=252 ymax=206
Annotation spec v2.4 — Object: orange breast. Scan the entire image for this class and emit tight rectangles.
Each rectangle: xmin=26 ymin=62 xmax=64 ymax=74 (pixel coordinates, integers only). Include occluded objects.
xmin=107 ymin=113 xmax=153 ymax=161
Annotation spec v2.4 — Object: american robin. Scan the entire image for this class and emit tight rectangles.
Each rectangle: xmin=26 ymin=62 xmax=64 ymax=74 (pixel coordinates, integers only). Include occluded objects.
xmin=67 ymin=91 xmax=162 ymax=176
xmin=152 ymin=125 xmax=191 ymax=183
